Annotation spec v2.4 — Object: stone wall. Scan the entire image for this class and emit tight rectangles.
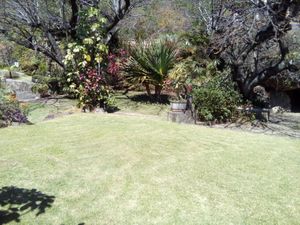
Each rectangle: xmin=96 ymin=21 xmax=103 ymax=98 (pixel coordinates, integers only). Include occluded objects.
xmin=0 ymin=70 xmax=39 ymax=101
xmin=2 ymin=79 xmax=39 ymax=101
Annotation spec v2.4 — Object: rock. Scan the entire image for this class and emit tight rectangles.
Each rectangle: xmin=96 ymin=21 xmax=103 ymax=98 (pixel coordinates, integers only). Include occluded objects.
xmin=44 ymin=114 xmax=56 ymax=120
xmin=2 ymin=78 xmax=39 ymax=101
xmin=0 ymin=70 xmax=25 ymax=79
xmin=271 ymin=106 xmax=285 ymax=114
xmin=94 ymin=108 xmax=106 ymax=114
xmin=0 ymin=120 xmax=8 ymax=128
xmin=0 ymin=70 xmax=10 ymax=77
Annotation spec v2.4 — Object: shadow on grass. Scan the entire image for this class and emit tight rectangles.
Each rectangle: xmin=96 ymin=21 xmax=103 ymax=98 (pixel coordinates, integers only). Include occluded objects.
xmin=0 ymin=186 xmax=55 ymax=224
xmin=105 ymin=105 xmax=121 ymax=113
xmin=129 ymin=94 xmax=170 ymax=104
xmin=62 ymin=223 xmax=85 ymax=225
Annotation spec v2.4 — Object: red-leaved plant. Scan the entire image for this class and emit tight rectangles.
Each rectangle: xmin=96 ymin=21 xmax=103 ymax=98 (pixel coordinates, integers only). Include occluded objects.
xmin=107 ymin=49 xmax=128 ymax=87
xmin=79 ymin=69 xmax=110 ymax=111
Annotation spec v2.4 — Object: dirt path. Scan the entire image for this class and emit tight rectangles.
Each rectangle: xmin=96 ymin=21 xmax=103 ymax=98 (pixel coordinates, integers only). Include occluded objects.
xmin=114 ymin=111 xmax=300 ymax=138
xmin=213 ymin=113 xmax=300 ymax=138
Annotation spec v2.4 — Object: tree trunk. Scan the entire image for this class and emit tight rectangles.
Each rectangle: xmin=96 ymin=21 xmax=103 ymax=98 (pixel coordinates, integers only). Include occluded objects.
xmin=8 ymin=69 xmax=12 ymax=79
xmin=234 ymin=77 xmax=254 ymax=100
xmin=155 ymin=85 xmax=162 ymax=100
xmin=144 ymin=83 xmax=151 ymax=97
xmin=47 ymin=59 xmax=53 ymax=74
xmin=232 ymin=65 xmax=254 ymax=100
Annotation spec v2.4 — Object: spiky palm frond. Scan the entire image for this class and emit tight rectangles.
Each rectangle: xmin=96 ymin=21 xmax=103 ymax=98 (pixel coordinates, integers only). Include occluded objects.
xmin=123 ymin=41 xmax=176 ymax=87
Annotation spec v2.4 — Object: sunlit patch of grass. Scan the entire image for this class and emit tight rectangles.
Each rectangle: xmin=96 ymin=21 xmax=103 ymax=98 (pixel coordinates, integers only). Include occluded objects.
xmin=0 ymin=114 xmax=299 ymax=224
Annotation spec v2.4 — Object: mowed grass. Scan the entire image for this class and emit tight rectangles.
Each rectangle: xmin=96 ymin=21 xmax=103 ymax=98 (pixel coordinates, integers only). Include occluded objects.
xmin=0 ymin=114 xmax=300 ymax=225
xmin=25 ymin=92 xmax=169 ymax=124
xmin=113 ymin=92 xmax=170 ymax=116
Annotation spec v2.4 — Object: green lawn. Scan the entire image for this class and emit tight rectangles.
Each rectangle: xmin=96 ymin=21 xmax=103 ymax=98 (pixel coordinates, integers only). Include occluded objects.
xmin=113 ymin=91 xmax=170 ymax=116
xmin=25 ymin=92 xmax=169 ymax=124
xmin=0 ymin=113 xmax=300 ymax=224
xmin=26 ymin=98 xmax=78 ymax=123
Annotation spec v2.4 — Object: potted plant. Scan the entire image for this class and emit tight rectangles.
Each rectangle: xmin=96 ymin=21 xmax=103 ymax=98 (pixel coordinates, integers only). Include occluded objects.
xmin=169 ymin=60 xmax=196 ymax=112
xmin=170 ymin=99 xmax=187 ymax=111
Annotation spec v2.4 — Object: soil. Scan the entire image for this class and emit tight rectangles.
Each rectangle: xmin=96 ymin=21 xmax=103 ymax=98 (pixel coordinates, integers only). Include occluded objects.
xmin=213 ymin=113 xmax=300 ymax=138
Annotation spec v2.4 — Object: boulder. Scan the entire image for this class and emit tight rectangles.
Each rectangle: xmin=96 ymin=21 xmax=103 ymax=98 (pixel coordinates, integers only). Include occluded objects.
xmin=271 ymin=106 xmax=286 ymax=114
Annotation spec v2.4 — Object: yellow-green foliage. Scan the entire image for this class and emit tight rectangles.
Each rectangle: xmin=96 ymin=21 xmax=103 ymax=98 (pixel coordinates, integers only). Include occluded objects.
xmin=64 ymin=7 xmax=110 ymax=109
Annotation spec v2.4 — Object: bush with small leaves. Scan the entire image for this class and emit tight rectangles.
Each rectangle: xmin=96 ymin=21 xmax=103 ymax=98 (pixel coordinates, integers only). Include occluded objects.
xmin=192 ymin=74 xmax=242 ymax=123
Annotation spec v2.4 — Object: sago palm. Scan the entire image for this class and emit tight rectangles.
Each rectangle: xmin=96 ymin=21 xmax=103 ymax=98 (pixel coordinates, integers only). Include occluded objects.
xmin=123 ymin=40 xmax=176 ymax=98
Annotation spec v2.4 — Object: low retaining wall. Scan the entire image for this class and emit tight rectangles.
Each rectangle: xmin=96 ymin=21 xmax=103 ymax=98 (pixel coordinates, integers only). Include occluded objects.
xmin=1 ymin=77 xmax=39 ymax=102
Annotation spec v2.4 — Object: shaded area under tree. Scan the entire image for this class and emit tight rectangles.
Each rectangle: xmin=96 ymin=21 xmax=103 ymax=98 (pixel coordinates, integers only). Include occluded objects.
xmin=0 ymin=186 xmax=55 ymax=224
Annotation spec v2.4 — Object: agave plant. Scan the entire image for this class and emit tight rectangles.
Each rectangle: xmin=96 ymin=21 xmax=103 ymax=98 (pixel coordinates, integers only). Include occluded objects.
xmin=123 ymin=40 xmax=176 ymax=98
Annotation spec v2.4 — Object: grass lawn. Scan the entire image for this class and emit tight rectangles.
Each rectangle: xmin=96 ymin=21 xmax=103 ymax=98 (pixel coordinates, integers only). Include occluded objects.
xmin=113 ymin=91 xmax=170 ymax=116
xmin=25 ymin=92 xmax=169 ymax=124
xmin=0 ymin=113 xmax=300 ymax=224
xmin=26 ymin=98 xmax=79 ymax=124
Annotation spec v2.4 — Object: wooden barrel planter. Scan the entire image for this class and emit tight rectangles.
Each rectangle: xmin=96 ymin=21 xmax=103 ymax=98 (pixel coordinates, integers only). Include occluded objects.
xmin=170 ymin=101 xmax=187 ymax=112
xmin=168 ymin=100 xmax=194 ymax=124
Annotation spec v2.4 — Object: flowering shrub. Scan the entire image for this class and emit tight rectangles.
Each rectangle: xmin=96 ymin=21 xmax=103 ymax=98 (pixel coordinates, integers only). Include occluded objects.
xmin=64 ymin=7 xmax=111 ymax=110
xmin=78 ymin=69 xmax=111 ymax=111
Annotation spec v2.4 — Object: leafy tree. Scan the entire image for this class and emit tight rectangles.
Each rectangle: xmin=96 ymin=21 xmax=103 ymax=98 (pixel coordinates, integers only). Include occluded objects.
xmin=0 ymin=0 xmax=135 ymax=68
xmin=120 ymin=0 xmax=190 ymax=41
xmin=196 ymin=0 xmax=300 ymax=100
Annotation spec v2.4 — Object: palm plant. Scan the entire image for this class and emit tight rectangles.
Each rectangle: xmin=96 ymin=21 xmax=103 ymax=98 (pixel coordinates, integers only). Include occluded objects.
xmin=123 ymin=40 xmax=176 ymax=98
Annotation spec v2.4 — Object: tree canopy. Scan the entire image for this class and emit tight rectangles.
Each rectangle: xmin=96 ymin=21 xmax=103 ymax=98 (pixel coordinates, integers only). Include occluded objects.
xmin=0 ymin=0 xmax=136 ymax=67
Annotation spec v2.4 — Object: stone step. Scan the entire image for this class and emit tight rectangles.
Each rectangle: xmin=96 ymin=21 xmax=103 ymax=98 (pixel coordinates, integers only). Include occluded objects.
xmin=0 ymin=70 xmax=26 ymax=79
xmin=3 ymin=79 xmax=34 ymax=92
xmin=16 ymin=91 xmax=39 ymax=102
xmin=1 ymin=76 xmax=39 ymax=102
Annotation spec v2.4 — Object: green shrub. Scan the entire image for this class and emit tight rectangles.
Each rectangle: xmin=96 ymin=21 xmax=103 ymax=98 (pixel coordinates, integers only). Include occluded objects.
xmin=12 ymin=45 xmax=48 ymax=75
xmin=169 ymin=58 xmax=204 ymax=99
xmin=192 ymin=75 xmax=241 ymax=123
xmin=31 ymin=83 xmax=49 ymax=97
xmin=32 ymin=74 xmax=63 ymax=94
